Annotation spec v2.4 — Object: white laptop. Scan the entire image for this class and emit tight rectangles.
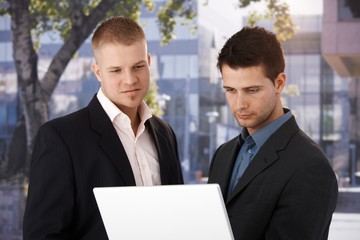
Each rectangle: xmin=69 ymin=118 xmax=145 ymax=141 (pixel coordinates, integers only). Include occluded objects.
xmin=93 ymin=184 xmax=234 ymax=240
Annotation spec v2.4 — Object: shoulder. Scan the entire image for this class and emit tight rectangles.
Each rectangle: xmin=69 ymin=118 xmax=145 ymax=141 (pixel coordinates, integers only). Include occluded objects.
xmin=146 ymin=116 xmax=179 ymax=144
xmin=279 ymin=129 xmax=334 ymax=175
xmin=51 ymin=107 xmax=88 ymax=124
xmin=211 ymin=136 xmax=239 ymax=161
xmin=39 ymin=106 xmax=90 ymax=136
xmin=148 ymin=115 xmax=169 ymax=126
xmin=272 ymin=116 xmax=327 ymax=162
xmin=44 ymin=95 xmax=101 ymax=130
xmin=290 ymin=130 xmax=326 ymax=156
xmin=217 ymin=136 xmax=239 ymax=151
xmin=147 ymin=115 xmax=173 ymax=133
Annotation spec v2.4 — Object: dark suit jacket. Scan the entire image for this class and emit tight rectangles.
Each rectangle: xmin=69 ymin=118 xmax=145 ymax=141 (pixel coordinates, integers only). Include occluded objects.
xmin=208 ymin=115 xmax=338 ymax=240
xmin=23 ymin=96 xmax=183 ymax=240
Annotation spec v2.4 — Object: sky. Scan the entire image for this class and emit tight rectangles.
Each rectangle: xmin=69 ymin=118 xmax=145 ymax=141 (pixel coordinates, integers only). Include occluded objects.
xmin=285 ymin=0 xmax=323 ymax=15
xmin=238 ymin=0 xmax=323 ymax=15
xmin=200 ymin=0 xmax=324 ymax=38
xmin=207 ymin=0 xmax=324 ymax=17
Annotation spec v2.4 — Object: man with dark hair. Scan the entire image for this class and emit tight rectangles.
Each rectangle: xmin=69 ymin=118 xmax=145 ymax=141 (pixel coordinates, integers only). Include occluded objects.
xmin=23 ymin=16 xmax=183 ymax=239
xmin=208 ymin=26 xmax=338 ymax=240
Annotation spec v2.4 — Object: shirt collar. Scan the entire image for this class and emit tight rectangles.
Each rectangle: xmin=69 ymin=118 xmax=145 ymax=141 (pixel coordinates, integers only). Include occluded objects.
xmin=239 ymin=109 xmax=292 ymax=149
xmin=96 ymin=87 xmax=153 ymax=124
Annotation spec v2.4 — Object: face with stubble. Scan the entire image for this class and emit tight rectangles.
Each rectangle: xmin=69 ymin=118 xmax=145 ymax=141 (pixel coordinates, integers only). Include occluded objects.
xmin=92 ymin=40 xmax=151 ymax=116
xmin=221 ymin=64 xmax=286 ymax=135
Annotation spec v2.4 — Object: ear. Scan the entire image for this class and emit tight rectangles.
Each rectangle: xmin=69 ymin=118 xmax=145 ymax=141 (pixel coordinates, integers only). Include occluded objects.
xmin=92 ymin=63 xmax=102 ymax=83
xmin=275 ymin=72 xmax=286 ymax=94
xmin=147 ymin=53 xmax=151 ymax=66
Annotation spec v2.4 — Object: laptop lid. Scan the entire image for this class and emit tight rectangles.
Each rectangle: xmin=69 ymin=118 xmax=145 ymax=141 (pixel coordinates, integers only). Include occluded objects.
xmin=93 ymin=184 xmax=234 ymax=240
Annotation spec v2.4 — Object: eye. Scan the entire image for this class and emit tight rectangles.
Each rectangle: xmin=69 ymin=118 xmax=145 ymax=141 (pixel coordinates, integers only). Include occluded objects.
xmin=224 ymin=87 xmax=236 ymax=94
xmin=246 ymin=87 xmax=260 ymax=94
xmin=134 ymin=64 xmax=145 ymax=70
xmin=110 ymin=69 xmax=121 ymax=73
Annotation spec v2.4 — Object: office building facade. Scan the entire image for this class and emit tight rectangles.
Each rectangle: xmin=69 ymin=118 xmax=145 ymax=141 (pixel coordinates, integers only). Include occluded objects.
xmin=322 ymin=0 xmax=360 ymax=185
xmin=0 ymin=1 xmax=356 ymax=184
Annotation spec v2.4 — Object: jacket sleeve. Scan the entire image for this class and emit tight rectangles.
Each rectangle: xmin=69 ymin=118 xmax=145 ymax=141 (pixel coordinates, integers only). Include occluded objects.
xmin=265 ymin=160 xmax=338 ymax=240
xmin=23 ymin=123 xmax=75 ymax=240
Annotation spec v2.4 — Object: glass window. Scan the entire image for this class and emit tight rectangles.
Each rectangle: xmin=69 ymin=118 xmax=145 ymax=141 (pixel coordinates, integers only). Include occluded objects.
xmin=7 ymin=104 xmax=17 ymax=125
xmin=0 ymin=104 xmax=5 ymax=125
xmin=0 ymin=15 xmax=10 ymax=31
xmin=0 ymin=103 xmax=6 ymax=135
xmin=304 ymin=55 xmax=321 ymax=93
xmin=294 ymin=16 xmax=322 ymax=33
xmin=286 ymin=55 xmax=321 ymax=93
xmin=189 ymin=55 xmax=199 ymax=78
xmin=175 ymin=55 xmax=188 ymax=78
xmin=0 ymin=42 xmax=12 ymax=61
xmin=160 ymin=55 xmax=175 ymax=78
xmin=160 ymin=55 xmax=198 ymax=79
xmin=338 ymin=0 xmax=360 ymax=21
xmin=174 ymin=17 xmax=197 ymax=40
xmin=140 ymin=16 xmax=197 ymax=41
xmin=296 ymin=104 xmax=321 ymax=141
xmin=285 ymin=55 xmax=304 ymax=86
xmin=141 ymin=18 xmax=161 ymax=41
xmin=333 ymin=74 xmax=348 ymax=92
xmin=285 ymin=54 xmax=323 ymax=141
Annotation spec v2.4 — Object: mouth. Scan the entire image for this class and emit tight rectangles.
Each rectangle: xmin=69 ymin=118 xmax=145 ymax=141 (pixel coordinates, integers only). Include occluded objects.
xmin=122 ymin=88 xmax=140 ymax=94
xmin=236 ymin=113 xmax=252 ymax=119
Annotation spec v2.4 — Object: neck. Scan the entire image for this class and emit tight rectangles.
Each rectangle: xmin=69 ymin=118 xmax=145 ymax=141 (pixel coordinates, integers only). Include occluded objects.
xmin=120 ymin=106 xmax=141 ymax=135
xmin=131 ymin=113 xmax=140 ymax=134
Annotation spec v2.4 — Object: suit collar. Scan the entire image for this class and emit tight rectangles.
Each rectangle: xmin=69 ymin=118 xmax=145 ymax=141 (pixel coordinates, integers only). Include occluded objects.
xmin=88 ymin=95 xmax=136 ymax=186
xmin=250 ymin=109 xmax=292 ymax=150
xmin=145 ymin=116 xmax=178 ymax=184
xmin=96 ymin=89 xmax=153 ymax=125
xmin=227 ymin=115 xmax=300 ymax=203
xmin=87 ymin=96 xmax=176 ymax=185
xmin=209 ymin=137 xmax=241 ymax=198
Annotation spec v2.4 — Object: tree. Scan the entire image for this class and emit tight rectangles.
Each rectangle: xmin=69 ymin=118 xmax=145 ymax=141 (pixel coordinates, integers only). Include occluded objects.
xmin=0 ymin=0 xmax=196 ymax=180
xmin=239 ymin=0 xmax=296 ymax=41
xmin=0 ymin=0 xmax=296 ymax=181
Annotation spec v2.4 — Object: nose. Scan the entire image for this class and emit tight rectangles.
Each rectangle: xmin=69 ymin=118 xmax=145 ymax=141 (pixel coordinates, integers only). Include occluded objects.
xmin=235 ymin=92 xmax=248 ymax=110
xmin=123 ymin=70 xmax=137 ymax=85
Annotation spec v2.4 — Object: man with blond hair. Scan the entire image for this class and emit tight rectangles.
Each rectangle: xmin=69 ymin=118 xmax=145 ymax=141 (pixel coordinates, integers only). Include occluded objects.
xmin=23 ymin=16 xmax=183 ymax=239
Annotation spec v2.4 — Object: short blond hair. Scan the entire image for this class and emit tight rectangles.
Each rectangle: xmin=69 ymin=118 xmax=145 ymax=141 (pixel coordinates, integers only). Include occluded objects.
xmin=91 ymin=16 xmax=145 ymax=51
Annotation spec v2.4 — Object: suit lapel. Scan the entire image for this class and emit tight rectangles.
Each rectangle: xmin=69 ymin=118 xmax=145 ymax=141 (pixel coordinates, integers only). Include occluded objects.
xmin=209 ymin=137 xmax=241 ymax=198
xmin=145 ymin=117 xmax=172 ymax=183
xmin=227 ymin=147 xmax=279 ymax=202
xmin=227 ymin=116 xmax=300 ymax=203
xmin=88 ymin=96 xmax=136 ymax=186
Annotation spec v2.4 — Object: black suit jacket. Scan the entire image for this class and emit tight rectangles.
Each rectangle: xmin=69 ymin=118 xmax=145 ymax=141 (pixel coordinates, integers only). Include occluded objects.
xmin=23 ymin=96 xmax=183 ymax=240
xmin=208 ymin=114 xmax=338 ymax=240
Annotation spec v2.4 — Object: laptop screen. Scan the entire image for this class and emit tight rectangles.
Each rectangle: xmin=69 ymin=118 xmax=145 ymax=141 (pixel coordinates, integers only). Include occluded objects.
xmin=93 ymin=184 xmax=234 ymax=240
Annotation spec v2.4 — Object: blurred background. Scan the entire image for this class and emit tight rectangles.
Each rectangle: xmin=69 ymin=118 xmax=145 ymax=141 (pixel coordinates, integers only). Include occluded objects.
xmin=0 ymin=0 xmax=359 ymax=239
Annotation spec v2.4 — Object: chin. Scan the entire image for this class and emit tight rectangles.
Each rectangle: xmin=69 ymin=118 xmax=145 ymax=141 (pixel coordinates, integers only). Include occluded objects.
xmin=236 ymin=118 xmax=249 ymax=127
xmin=128 ymin=100 xmax=143 ymax=108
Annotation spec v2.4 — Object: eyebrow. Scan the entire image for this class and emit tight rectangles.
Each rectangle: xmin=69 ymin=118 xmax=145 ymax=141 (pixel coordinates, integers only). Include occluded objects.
xmin=134 ymin=60 xmax=147 ymax=65
xmin=106 ymin=66 xmax=120 ymax=70
xmin=222 ymin=85 xmax=262 ymax=90
xmin=222 ymin=86 xmax=233 ymax=89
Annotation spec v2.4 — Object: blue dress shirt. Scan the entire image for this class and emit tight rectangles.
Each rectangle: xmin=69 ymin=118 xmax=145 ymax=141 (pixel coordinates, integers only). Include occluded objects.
xmin=227 ymin=110 xmax=292 ymax=198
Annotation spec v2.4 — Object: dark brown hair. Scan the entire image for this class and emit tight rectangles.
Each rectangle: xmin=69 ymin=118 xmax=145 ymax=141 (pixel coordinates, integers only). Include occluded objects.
xmin=217 ymin=26 xmax=285 ymax=82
